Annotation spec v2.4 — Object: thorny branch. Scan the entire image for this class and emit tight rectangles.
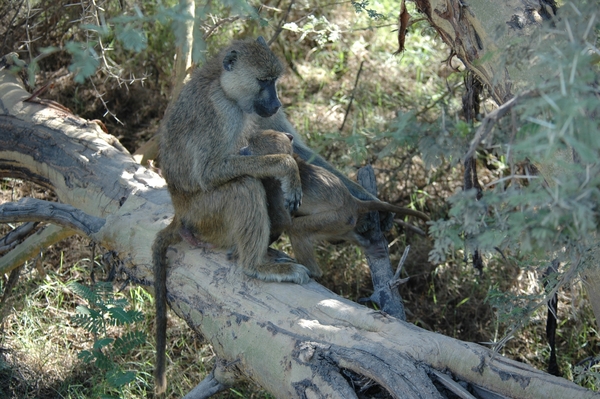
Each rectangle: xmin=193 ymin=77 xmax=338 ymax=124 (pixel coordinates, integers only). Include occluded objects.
xmin=268 ymin=0 xmax=295 ymax=45
xmin=464 ymin=91 xmax=535 ymax=161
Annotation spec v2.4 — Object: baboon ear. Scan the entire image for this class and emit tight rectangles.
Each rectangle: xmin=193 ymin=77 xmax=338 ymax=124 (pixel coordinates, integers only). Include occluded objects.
xmin=223 ymin=50 xmax=238 ymax=71
xmin=284 ymin=133 xmax=294 ymax=142
xmin=256 ymin=36 xmax=269 ymax=49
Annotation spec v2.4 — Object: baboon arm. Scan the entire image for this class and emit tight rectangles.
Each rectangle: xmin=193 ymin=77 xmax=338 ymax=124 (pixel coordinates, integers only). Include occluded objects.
xmin=206 ymin=154 xmax=298 ymax=184
xmin=204 ymin=154 xmax=302 ymax=211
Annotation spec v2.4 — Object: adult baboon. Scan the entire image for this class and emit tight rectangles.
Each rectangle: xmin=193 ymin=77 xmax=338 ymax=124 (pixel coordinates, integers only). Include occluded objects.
xmin=241 ymin=129 xmax=430 ymax=277
xmin=152 ymin=37 xmax=310 ymax=393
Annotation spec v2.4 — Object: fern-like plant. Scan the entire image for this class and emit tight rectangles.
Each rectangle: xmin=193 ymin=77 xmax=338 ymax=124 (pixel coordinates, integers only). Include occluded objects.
xmin=70 ymin=281 xmax=146 ymax=397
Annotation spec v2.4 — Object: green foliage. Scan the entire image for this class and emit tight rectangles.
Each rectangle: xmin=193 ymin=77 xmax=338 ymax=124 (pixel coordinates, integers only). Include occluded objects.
xmin=284 ymin=15 xmax=343 ymax=46
xmin=351 ymin=1 xmax=384 ymax=19
xmin=114 ymin=23 xmax=148 ymax=53
xmin=386 ymin=110 xmax=471 ymax=169
xmin=65 ymin=41 xmax=100 ymax=84
xmin=6 ymin=0 xmax=264 ymax=85
xmin=389 ymin=0 xmax=600 ymax=349
xmin=575 ymin=362 xmax=600 ymax=391
xmin=70 ymin=281 xmax=146 ymax=396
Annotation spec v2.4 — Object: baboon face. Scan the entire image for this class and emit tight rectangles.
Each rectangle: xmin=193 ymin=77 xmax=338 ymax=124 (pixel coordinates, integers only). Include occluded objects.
xmin=221 ymin=38 xmax=284 ymax=118
xmin=241 ymin=130 xmax=294 ymax=156
xmin=253 ymin=78 xmax=281 ymax=117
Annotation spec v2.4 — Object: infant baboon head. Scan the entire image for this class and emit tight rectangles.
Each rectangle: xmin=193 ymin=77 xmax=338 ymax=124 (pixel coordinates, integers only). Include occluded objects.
xmin=242 ymin=129 xmax=294 ymax=156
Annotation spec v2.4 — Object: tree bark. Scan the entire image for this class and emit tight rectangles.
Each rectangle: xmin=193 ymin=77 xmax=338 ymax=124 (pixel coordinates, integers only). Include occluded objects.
xmin=413 ymin=0 xmax=555 ymax=104
xmin=1 ymin=63 xmax=597 ymax=398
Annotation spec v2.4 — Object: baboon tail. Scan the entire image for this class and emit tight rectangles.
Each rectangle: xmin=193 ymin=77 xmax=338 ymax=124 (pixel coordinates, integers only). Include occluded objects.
xmin=152 ymin=221 xmax=181 ymax=394
xmin=357 ymin=200 xmax=430 ymax=222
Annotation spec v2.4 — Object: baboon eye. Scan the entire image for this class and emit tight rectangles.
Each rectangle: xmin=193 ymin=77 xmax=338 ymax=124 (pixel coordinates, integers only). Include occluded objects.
xmin=257 ymin=78 xmax=274 ymax=90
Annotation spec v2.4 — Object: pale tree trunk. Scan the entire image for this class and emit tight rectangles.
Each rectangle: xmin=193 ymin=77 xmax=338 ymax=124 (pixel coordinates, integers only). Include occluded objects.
xmin=134 ymin=0 xmax=196 ymax=165
xmin=1 ymin=62 xmax=597 ymax=398
xmin=412 ymin=0 xmax=600 ymax=330
xmin=172 ymin=0 xmax=196 ymax=103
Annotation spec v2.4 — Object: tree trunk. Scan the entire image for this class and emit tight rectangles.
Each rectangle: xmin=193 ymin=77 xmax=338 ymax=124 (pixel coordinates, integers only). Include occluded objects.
xmin=413 ymin=0 xmax=555 ymax=104
xmin=1 ymin=63 xmax=597 ymax=398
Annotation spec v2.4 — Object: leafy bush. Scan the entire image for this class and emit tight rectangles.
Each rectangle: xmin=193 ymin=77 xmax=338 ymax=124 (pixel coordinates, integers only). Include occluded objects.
xmin=389 ymin=0 xmax=600 ymax=349
xmin=70 ymin=281 xmax=146 ymax=398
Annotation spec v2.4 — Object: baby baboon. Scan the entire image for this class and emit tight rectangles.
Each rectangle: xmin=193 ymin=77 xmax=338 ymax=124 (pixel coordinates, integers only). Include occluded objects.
xmin=241 ymin=129 xmax=430 ymax=277
xmin=257 ymin=114 xmax=395 ymax=234
xmin=153 ymin=37 xmax=311 ymax=393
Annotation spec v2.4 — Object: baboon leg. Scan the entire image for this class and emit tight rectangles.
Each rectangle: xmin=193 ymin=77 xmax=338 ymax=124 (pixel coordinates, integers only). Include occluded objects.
xmin=285 ymin=213 xmax=350 ymax=278
xmin=288 ymin=232 xmax=323 ymax=278
xmin=263 ymin=177 xmax=291 ymax=244
xmin=267 ymin=207 xmax=291 ymax=243
xmin=230 ymin=177 xmax=310 ymax=284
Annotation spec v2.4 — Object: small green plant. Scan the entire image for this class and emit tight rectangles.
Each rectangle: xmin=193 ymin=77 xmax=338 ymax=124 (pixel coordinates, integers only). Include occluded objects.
xmin=70 ymin=281 xmax=146 ymax=398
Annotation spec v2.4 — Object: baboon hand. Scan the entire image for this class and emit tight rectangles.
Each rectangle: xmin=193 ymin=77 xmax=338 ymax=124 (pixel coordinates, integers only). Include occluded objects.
xmin=281 ymin=178 xmax=302 ymax=213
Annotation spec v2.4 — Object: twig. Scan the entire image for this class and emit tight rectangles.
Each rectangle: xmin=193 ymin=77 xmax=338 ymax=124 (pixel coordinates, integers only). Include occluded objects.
xmin=415 ymin=81 xmax=463 ymax=119
xmin=464 ymin=90 xmax=535 ymax=161
xmin=390 ymin=246 xmax=411 ymax=289
xmin=269 ymin=0 xmax=295 ymax=45
xmin=394 ymin=218 xmax=427 ymax=236
xmin=203 ymin=16 xmax=241 ymax=40
xmin=0 ymin=222 xmax=38 ymax=254
xmin=340 ymin=60 xmax=364 ymax=131
xmin=430 ymin=369 xmax=477 ymax=399
xmin=483 ymin=174 xmax=539 ymax=189
xmin=0 ymin=264 xmax=22 ymax=306
xmin=1 ymin=0 xmax=25 ymax=53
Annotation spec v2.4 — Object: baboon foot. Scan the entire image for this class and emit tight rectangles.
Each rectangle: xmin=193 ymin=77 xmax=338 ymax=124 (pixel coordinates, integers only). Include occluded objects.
xmin=267 ymin=248 xmax=323 ymax=278
xmin=293 ymin=258 xmax=323 ymax=279
xmin=246 ymin=261 xmax=311 ymax=284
